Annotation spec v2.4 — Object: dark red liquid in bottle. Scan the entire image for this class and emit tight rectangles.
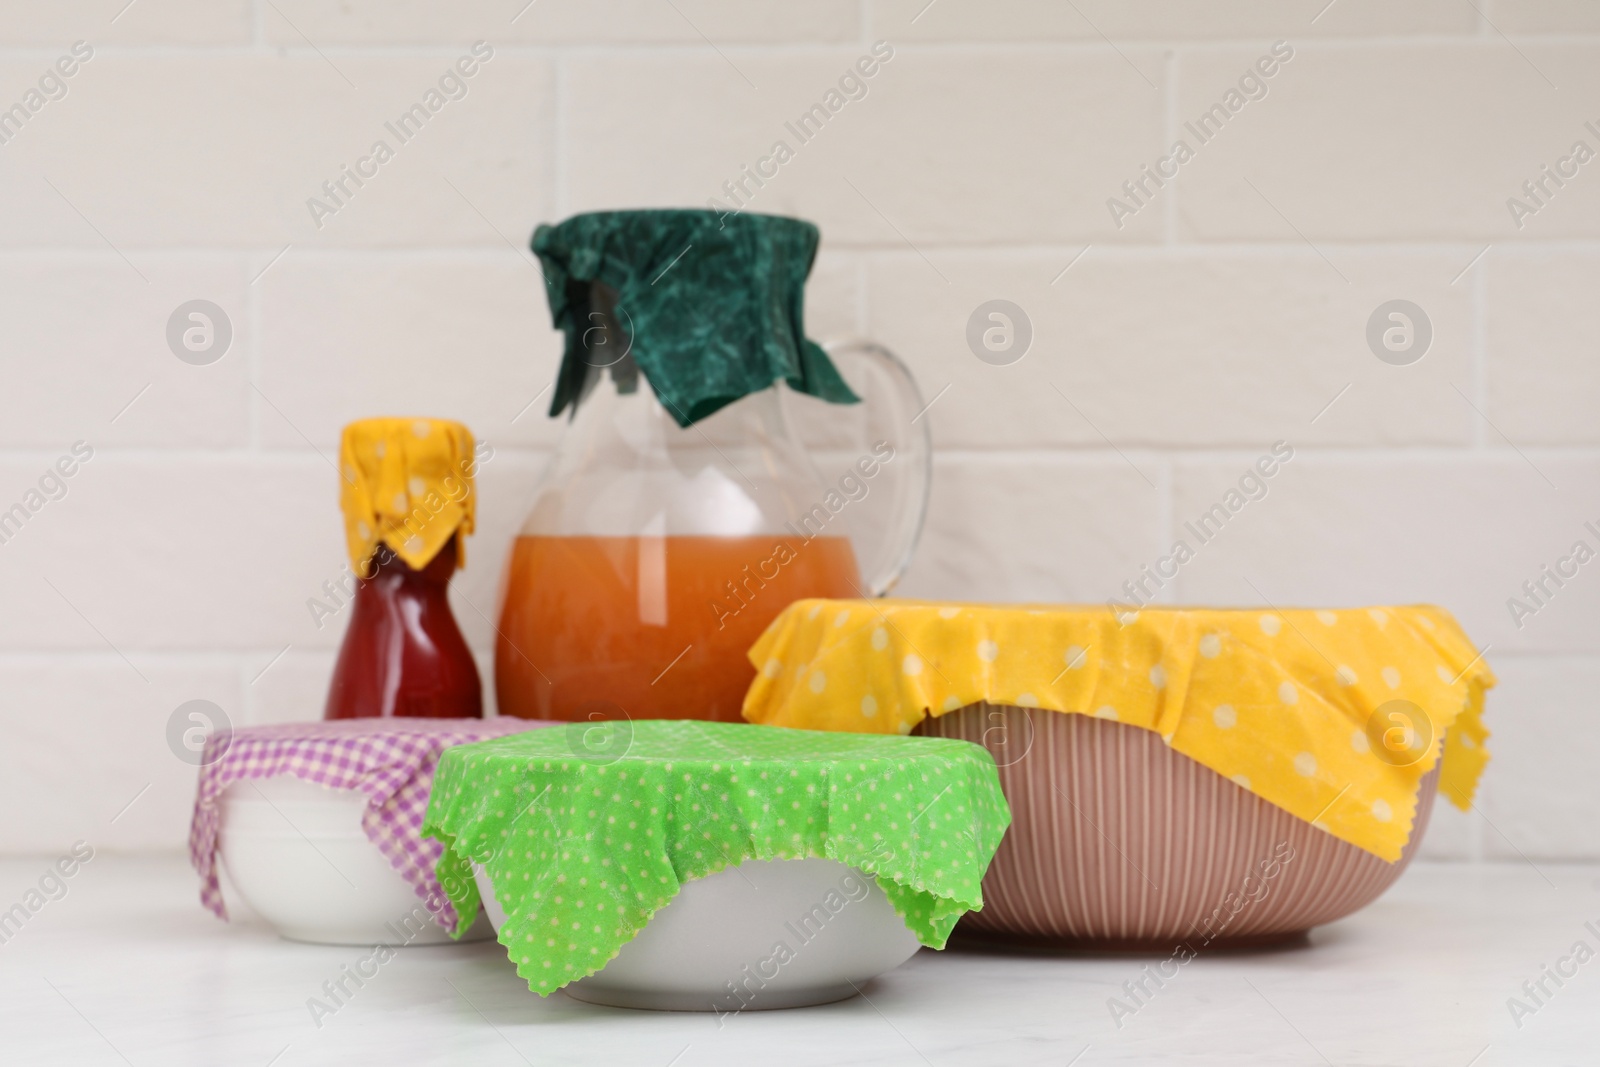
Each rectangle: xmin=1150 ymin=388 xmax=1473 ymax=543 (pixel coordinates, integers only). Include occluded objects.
xmin=324 ymin=533 xmax=483 ymax=719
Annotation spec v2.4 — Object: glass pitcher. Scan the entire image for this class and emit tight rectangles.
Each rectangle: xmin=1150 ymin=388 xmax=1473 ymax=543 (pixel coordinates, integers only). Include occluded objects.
xmin=494 ymin=210 xmax=931 ymax=723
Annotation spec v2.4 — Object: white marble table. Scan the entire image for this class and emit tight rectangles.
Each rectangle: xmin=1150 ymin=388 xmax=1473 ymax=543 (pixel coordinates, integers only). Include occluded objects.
xmin=1 ymin=855 xmax=1594 ymax=1065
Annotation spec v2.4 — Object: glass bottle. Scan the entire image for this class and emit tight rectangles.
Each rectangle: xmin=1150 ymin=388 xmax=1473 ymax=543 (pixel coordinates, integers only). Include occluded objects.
xmin=325 ymin=533 xmax=482 ymax=719
xmin=324 ymin=417 xmax=484 ymax=720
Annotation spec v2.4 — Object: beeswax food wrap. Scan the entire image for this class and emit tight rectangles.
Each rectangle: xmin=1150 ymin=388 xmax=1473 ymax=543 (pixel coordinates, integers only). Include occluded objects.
xmin=339 ymin=417 xmax=480 ymax=572
xmin=423 ymin=720 xmax=1011 ymax=995
xmin=190 ymin=717 xmax=552 ymax=931
xmin=533 ymin=210 xmax=858 ymax=428
xmin=743 ymin=601 xmax=1493 ymax=863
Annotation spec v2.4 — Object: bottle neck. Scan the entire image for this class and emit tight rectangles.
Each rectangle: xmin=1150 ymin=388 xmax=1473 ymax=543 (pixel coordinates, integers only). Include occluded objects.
xmin=355 ymin=534 xmax=458 ymax=599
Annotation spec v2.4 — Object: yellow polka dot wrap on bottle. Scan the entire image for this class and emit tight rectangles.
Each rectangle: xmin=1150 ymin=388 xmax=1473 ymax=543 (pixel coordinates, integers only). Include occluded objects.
xmin=742 ymin=601 xmax=1494 ymax=863
xmin=422 ymin=721 xmax=1011 ymax=996
xmin=338 ymin=417 xmax=479 ymax=571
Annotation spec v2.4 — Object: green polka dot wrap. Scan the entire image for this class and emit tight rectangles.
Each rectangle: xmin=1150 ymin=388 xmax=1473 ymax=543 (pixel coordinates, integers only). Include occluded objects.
xmin=422 ymin=721 xmax=1011 ymax=996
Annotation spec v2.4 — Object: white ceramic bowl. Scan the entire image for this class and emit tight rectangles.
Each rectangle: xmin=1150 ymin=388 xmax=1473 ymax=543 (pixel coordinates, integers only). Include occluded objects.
xmin=219 ymin=776 xmax=490 ymax=946
xmin=473 ymin=857 xmax=922 ymax=1011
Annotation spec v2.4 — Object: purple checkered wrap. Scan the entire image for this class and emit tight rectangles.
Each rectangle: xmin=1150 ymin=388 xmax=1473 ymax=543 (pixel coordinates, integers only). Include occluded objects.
xmin=189 ymin=717 xmax=553 ymax=934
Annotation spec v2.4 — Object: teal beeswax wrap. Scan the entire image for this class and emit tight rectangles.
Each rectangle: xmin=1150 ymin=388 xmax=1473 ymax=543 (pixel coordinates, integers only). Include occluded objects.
xmin=423 ymin=720 xmax=1011 ymax=995
xmin=533 ymin=209 xmax=859 ymax=427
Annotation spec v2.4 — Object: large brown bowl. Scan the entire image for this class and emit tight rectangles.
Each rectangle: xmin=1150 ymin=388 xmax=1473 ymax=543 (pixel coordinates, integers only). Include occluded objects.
xmin=918 ymin=703 xmax=1436 ymax=949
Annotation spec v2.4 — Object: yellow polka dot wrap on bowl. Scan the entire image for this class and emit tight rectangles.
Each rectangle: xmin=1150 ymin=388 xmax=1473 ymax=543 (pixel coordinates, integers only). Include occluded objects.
xmin=338 ymin=417 xmax=480 ymax=572
xmin=743 ymin=601 xmax=1493 ymax=863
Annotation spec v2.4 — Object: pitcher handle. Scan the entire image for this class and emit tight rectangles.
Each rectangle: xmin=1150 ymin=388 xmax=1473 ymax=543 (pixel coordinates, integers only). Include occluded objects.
xmin=822 ymin=338 xmax=933 ymax=597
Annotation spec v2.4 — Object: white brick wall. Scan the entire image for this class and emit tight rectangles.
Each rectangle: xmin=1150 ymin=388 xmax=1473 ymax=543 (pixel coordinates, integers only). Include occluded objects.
xmin=0 ymin=1 xmax=1592 ymax=865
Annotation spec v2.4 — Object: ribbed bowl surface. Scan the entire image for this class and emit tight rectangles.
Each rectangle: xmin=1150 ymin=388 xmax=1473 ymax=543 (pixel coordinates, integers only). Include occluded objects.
xmin=918 ymin=704 xmax=1435 ymax=948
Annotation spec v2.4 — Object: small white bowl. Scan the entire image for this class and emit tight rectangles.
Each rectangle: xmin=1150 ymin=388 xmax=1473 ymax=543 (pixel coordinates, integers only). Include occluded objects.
xmin=474 ymin=857 xmax=922 ymax=1011
xmin=220 ymin=776 xmax=490 ymax=946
